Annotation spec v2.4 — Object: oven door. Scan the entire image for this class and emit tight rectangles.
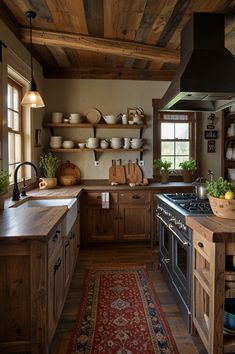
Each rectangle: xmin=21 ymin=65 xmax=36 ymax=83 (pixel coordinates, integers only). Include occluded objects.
xmin=157 ymin=214 xmax=172 ymax=276
xmin=170 ymin=224 xmax=191 ymax=307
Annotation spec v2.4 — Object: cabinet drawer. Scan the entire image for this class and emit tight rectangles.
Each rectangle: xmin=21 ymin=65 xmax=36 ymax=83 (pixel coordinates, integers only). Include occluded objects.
xmin=119 ymin=191 xmax=149 ymax=204
xmin=48 ymin=223 xmax=62 ymax=258
xmin=86 ymin=192 xmax=118 ymax=205
xmin=194 ymin=231 xmax=210 ymax=260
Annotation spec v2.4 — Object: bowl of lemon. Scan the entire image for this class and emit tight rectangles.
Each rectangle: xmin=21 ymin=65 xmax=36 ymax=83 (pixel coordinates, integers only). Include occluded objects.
xmin=207 ymin=177 xmax=235 ymax=219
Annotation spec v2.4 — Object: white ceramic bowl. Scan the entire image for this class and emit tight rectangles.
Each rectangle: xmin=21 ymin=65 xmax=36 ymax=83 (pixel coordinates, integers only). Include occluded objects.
xmin=103 ymin=115 xmax=120 ymax=124
xmin=69 ymin=113 xmax=82 ymax=123
xmin=62 ymin=141 xmax=74 ymax=149
xmin=78 ymin=143 xmax=86 ymax=149
xmin=50 ymin=136 xmax=62 ymax=141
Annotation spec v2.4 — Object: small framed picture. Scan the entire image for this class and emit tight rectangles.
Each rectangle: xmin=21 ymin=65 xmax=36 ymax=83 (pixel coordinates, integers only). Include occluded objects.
xmin=208 ymin=140 xmax=216 ymax=153
xmin=35 ymin=129 xmax=41 ymax=147
xmin=204 ymin=130 xmax=217 ymax=139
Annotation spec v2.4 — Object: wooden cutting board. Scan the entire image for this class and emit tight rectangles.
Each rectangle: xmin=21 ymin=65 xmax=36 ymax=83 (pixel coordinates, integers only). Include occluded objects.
xmin=109 ymin=160 xmax=126 ymax=184
xmin=125 ymin=161 xmax=143 ymax=185
xmin=56 ymin=161 xmax=81 ymax=183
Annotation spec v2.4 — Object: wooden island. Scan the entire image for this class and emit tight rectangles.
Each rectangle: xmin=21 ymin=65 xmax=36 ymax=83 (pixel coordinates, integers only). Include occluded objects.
xmin=186 ymin=215 xmax=235 ymax=354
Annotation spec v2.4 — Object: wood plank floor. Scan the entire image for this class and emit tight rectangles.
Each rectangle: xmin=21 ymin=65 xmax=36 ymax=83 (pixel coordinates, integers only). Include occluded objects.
xmin=50 ymin=244 xmax=207 ymax=354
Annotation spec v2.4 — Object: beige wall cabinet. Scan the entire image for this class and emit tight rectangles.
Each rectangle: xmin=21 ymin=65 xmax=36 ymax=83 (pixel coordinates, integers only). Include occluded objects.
xmin=83 ymin=190 xmax=151 ymax=245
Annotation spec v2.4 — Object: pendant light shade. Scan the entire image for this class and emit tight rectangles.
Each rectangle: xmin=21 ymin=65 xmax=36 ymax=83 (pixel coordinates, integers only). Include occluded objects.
xmin=21 ymin=11 xmax=45 ymax=108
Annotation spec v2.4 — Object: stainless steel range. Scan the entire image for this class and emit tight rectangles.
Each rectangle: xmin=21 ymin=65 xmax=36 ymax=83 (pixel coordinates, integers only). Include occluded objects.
xmin=156 ymin=193 xmax=212 ymax=332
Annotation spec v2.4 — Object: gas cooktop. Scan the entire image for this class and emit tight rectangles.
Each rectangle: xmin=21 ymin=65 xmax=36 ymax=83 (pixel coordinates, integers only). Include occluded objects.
xmin=163 ymin=193 xmax=212 ymax=214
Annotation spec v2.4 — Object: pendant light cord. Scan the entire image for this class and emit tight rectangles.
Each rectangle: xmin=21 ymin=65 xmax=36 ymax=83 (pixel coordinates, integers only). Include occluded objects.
xmin=29 ymin=14 xmax=34 ymax=80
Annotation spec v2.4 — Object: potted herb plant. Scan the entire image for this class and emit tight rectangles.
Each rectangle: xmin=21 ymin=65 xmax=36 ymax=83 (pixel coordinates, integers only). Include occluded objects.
xmin=0 ymin=169 xmax=10 ymax=209
xmin=179 ymin=159 xmax=197 ymax=182
xmin=153 ymin=159 xmax=172 ymax=184
xmin=39 ymin=153 xmax=61 ymax=189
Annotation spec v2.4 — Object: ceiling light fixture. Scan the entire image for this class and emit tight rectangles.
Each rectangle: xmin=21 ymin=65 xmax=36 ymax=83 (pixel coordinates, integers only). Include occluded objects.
xmin=21 ymin=11 xmax=45 ymax=108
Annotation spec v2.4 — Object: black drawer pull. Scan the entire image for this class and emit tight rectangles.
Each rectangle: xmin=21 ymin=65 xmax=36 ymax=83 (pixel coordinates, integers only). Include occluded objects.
xmin=132 ymin=195 xmax=141 ymax=199
xmin=70 ymin=233 xmax=75 ymax=239
xmin=52 ymin=233 xmax=59 ymax=242
xmin=198 ymin=242 xmax=204 ymax=248
xmin=54 ymin=257 xmax=62 ymax=273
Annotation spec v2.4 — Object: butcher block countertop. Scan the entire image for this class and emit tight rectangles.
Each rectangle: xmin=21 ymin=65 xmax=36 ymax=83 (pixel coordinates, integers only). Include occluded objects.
xmin=0 ymin=182 xmax=193 ymax=240
xmin=0 ymin=206 xmax=67 ymax=240
xmin=186 ymin=215 xmax=235 ymax=242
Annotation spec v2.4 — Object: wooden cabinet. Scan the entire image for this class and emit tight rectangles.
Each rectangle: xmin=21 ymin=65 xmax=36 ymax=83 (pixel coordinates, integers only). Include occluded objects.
xmin=48 ymin=244 xmax=64 ymax=342
xmin=83 ymin=190 xmax=151 ymax=245
xmin=0 ymin=199 xmax=81 ymax=354
xmin=221 ymin=110 xmax=235 ymax=179
xmin=85 ymin=191 xmax=118 ymax=243
xmin=119 ymin=191 xmax=150 ymax=241
xmin=192 ymin=230 xmax=235 ymax=353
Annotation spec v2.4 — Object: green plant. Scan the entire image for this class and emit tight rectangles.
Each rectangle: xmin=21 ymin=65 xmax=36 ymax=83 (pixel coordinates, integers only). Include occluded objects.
xmin=0 ymin=169 xmax=10 ymax=195
xmin=179 ymin=159 xmax=197 ymax=172
xmin=153 ymin=159 xmax=172 ymax=172
xmin=206 ymin=177 xmax=232 ymax=198
xmin=39 ymin=153 xmax=60 ymax=178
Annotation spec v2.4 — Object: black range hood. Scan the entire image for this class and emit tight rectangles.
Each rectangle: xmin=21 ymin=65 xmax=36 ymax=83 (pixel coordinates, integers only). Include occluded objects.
xmin=159 ymin=13 xmax=235 ymax=112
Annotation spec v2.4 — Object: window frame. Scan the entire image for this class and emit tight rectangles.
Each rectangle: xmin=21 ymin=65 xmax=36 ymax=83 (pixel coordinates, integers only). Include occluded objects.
xmin=152 ymin=99 xmax=202 ymax=182
xmin=7 ymin=78 xmax=24 ymax=183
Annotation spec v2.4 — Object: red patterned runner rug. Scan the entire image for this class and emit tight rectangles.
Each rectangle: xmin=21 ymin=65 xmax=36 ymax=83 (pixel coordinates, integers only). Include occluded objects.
xmin=67 ymin=266 xmax=179 ymax=354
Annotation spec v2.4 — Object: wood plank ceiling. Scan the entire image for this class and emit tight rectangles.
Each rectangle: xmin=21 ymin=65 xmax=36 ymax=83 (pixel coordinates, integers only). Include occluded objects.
xmin=1 ymin=0 xmax=235 ymax=80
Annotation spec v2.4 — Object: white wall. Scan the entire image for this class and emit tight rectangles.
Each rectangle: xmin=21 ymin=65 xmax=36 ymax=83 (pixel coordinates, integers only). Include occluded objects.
xmin=44 ymin=79 xmax=170 ymax=179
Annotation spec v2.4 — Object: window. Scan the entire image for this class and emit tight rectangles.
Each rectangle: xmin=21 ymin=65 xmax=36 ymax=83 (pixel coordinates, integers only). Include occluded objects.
xmin=152 ymin=99 xmax=201 ymax=179
xmin=7 ymin=79 xmax=23 ymax=183
xmin=160 ymin=114 xmax=192 ymax=169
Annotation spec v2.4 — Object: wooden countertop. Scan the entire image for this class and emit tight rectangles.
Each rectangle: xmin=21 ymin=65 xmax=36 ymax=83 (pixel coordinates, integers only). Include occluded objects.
xmin=0 ymin=181 xmax=193 ymax=241
xmin=0 ymin=206 xmax=67 ymax=240
xmin=186 ymin=215 xmax=235 ymax=242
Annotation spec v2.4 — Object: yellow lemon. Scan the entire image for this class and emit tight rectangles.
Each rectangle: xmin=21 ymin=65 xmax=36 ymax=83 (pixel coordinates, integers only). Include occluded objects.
xmin=219 ymin=195 xmax=225 ymax=199
xmin=224 ymin=191 xmax=235 ymax=200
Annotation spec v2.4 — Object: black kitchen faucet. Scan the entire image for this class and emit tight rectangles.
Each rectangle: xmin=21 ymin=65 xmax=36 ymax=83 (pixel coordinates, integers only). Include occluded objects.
xmin=12 ymin=161 xmax=38 ymax=201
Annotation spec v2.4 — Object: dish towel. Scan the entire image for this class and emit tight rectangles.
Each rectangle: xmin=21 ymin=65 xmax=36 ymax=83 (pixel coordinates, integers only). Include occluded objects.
xmin=102 ymin=192 xmax=110 ymax=209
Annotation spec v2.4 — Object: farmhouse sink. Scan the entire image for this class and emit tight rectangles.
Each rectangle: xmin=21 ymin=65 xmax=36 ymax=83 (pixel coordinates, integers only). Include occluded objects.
xmin=15 ymin=198 xmax=77 ymax=235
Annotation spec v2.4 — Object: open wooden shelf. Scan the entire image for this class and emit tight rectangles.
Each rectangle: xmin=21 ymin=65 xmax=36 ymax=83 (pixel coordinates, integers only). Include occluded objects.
xmin=44 ymin=123 xmax=147 ymax=129
xmin=49 ymin=148 xmax=144 ymax=153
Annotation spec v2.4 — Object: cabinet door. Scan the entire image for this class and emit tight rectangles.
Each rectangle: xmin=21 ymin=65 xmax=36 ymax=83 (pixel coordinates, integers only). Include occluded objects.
xmin=63 ymin=237 xmax=70 ymax=294
xmin=86 ymin=192 xmax=118 ymax=242
xmin=48 ymin=245 xmax=64 ymax=342
xmin=118 ymin=191 xmax=150 ymax=241
xmin=87 ymin=206 xmax=118 ymax=242
xmin=119 ymin=203 xmax=150 ymax=240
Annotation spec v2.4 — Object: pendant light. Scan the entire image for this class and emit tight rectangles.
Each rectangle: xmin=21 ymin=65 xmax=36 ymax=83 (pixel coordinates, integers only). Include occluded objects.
xmin=21 ymin=11 xmax=45 ymax=108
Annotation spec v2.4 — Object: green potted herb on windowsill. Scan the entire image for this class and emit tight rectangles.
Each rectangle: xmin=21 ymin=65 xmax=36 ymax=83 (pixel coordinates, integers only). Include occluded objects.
xmin=153 ymin=159 xmax=172 ymax=184
xmin=0 ymin=169 xmax=10 ymax=209
xmin=179 ymin=159 xmax=197 ymax=182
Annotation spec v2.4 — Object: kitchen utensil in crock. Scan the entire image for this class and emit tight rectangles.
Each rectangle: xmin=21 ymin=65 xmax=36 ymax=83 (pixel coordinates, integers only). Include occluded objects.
xmin=193 ymin=177 xmax=208 ymax=200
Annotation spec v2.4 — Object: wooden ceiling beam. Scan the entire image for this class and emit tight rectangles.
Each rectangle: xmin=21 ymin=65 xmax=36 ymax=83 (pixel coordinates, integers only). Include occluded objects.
xmin=20 ymin=28 xmax=180 ymax=64
xmin=43 ymin=66 xmax=175 ymax=81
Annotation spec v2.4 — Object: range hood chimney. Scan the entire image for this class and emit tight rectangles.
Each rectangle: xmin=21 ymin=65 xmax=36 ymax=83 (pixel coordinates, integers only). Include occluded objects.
xmin=159 ymin=13 xmax=235 ymax=112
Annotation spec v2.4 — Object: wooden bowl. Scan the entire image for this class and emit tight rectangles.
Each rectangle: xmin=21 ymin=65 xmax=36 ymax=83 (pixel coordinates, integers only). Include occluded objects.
xmin=208 ymin=195 xmax=235 ymax=219
xmin=59 ymin=175 xmax=77 ymax=186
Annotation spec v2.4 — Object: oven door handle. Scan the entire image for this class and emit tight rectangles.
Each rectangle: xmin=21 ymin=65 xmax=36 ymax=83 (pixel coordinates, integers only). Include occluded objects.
xmin=169 ymin=224 xmax=190 ymax=246
xmin=156 ymin=213 xmax=168 ymax=228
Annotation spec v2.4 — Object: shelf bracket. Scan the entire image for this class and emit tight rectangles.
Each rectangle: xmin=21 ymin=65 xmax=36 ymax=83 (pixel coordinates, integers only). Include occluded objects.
xmin=93 ymin=150 xmax=98 ymax=162
xmin=93 ymin=126 xmax=96 ymax=138
xmin=139 ymin=127 xmax=143 ymax=139
xmin=140 ymin=151 xmax=143 ymax=160
xmin=49 ymin=127 xmax=54 ymax=136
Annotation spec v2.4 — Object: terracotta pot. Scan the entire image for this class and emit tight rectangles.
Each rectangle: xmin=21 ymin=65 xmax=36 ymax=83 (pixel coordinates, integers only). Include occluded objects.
xmin=181 ymin=170 xmax=193 ymax=183
xmin=161 ymin=171 xmax=169 ymax=184
xmin=39 ymin=177 xmax=57 ymax=189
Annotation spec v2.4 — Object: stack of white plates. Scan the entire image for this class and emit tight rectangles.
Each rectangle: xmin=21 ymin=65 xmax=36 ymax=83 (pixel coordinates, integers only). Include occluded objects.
xmin=52 ymin=112 xmax=63 ymax=123
xmin=50 ymin=136 xmax=62 ymax=148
